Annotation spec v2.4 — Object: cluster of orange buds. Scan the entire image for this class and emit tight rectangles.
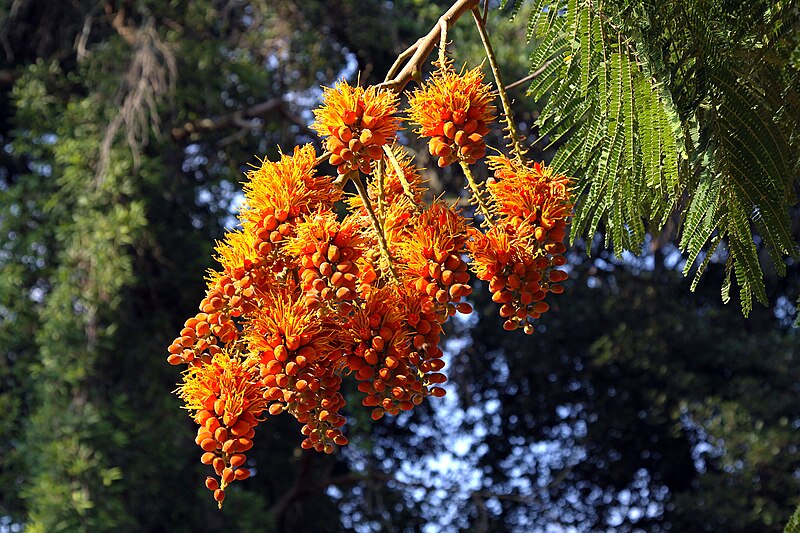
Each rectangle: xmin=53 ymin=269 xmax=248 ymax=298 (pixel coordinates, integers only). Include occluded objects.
xmin=285 ymin=212 xmax=365 ymax=313
xmin=167 ymin=311 xmax=221 ymax=367
xmin=468 ymin=156 xmax=572 ymax=333
xmin=347 ymin=288 xmax=423 ymax=419
xmin=312 ymin=81 xmax=400 ymax=176
xmin=397 ymin=203 xmax=474 ymax=317
xmin=407 ymin=66 xmax=495 ymax=167
xmin=294 ymin=367 xmax=348 ymax=453
xmin=178 ymin=351 xmax=267 ymax=506
xmin=169 ymin=67 xmax=573 ymax=508
xmin=166 ymin=233 xmax=266 ymax=367
xmin=468 ymin=227 xmax=548 ymax=333
xmin=264 ymin=359 xmax=348 ymax=453
xmin=246 ymin=286 xmax=349 ymax=453
xmin=244 ymin=206 xmax=293 ymax=263
xmin=401 ymin=292 xmax=448 ymax=398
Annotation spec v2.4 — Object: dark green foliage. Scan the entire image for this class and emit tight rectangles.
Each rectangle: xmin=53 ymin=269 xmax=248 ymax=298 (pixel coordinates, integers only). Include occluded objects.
xmin=0 ymin=1 xmax=378 ymax=530
xmin=507 ymin=0 xmax=800 ymax=315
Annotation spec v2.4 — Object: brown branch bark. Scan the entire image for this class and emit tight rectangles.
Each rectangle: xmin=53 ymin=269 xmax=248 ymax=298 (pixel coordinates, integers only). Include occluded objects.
xmin=505 ymin=58 xmax=557 ymax=91
xmin=171 ymin=98 xmax=282 ymax=141
xmin=173 ymin=97 xmax=320 ymax=143
xmin=0 ymin=69 xmax=15 ymax=89
xmin=104 ymin=3 xmax=137 ymax=46
xmin=378 ymin=0 xmax=479 ymax=92
xmin=267 ymin=452 xmax=315 ymax=526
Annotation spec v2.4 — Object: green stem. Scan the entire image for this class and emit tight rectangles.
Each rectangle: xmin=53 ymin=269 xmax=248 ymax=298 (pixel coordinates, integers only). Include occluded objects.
xmin=459 ymin=161 xmax=494 ymax=228
xmin=375 ymin=159 xmax=387 ymax=223
xmin=471 ymin=7 xmax=526 ymax=162
xmin=382 ymin=145 xmax=420 ymax=211
xmin=349 ymin=172 xmax=399 ymax=282
xmin=437 ymin=19 xmax=449 ymax=69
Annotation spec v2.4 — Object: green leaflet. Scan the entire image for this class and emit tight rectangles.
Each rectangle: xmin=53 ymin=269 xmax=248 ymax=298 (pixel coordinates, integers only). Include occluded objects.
xmin=787 ymin=503 xmax=800 ymax=533
xmin=727 ymin=196 xmax=767 ymax=315
xmin=521 ymin=0 xmax=799 ymax=315
xmin=680 ymin=169 xmax=721 ymax=275
xmin=579 ymin=8 xmax=591 ymax=96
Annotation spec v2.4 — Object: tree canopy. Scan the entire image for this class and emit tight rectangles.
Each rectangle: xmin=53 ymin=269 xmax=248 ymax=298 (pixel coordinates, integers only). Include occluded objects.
xmin=0 ymin=1 xmax=797 ymax=532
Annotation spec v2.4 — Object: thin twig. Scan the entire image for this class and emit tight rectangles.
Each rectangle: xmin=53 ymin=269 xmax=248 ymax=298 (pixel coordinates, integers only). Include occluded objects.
xmin=437 ymin=19 xmax=449 ymax=68
xmin=505 ymin=58 xmax=556 ymax=91
xmin=375 ymin=158 xmax=387 ymax=222
xmin=377 ymin=0 xmax=479 ymax=93
xmin=173 ymin=98 xmax=289 ymax=140
xmin=315 ymin=151 xmax=332 ymax=166
xmin=459 ymin=161 xmax=494 ymax=228
xmin=471 ymin=7 xmax=527 ymax=162
xmin=382 ymin=145 xmax=421 ymax=211
xmin=385 ymin=42 xmax=419 ymax=83
xmin=350 ymin=172 xmax=400 ymax=282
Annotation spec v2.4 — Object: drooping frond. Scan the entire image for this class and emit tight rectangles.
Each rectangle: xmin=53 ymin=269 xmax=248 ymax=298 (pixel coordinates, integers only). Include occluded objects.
xmin=513 ymin=0 xmax=799 ymax=314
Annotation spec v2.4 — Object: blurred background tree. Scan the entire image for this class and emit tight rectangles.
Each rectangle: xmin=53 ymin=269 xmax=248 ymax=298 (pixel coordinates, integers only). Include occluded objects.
xmin=0 ymin=1 xmax=797 ymax=532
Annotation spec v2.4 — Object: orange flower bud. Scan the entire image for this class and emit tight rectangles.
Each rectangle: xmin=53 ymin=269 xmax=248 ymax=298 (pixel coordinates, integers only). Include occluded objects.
xmin=200 ymin=452 xmax=216 ymax=465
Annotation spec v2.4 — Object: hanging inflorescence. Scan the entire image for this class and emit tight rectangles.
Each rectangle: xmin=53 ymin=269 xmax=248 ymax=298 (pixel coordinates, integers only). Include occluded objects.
xmin=168 ymin=57 xmax=573 ymax=507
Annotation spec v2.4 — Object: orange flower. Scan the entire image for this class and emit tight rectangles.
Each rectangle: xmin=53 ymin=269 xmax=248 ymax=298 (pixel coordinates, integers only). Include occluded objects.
xmin=284 ymin=210 xmax=366 ymax=310
xmin=242 ymin=284 xmax=349 ymax=454
xmin=312 ymin=80 xmax=400 ymax=176
xmin=347 ymin=286 xmax=407 ymax=359
xmin=486 ymin=155 xmax=572 ymax=233
xmin=396 ymin=203 xmax=472 ymax=313
xmin=240 ymin=144 xmax=341 ymax=231
xmin=407 ymin=66 xmax=495 ymax=167
xmin=177 ymin=348 xmax=266 ymax=506
xmin=468 ymin=225 xmax=548 ymax=334
xmin=243 ymin=284 xmax=340 ymax=367
xmin=468 ymin=225 xmax=520 ymax=281
xmin=188 ymin=230 xmax=275 ymax=347
xmin=396 ymin=202 xmax=469 ymax=273
xmin=178 ymin=349 xmax=266 ymax=420
xmin=380 ymin=200 xmax=416 ymax=252
xmin=166 ymin=48 xmax=577 ymax=512
xmin=471 ymin=158 xmax=573 ymax=334
xmin=214 ymin=230 xmax=262 ymax=274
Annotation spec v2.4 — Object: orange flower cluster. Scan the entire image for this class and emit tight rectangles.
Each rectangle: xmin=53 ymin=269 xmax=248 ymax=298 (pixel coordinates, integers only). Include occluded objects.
xmin=178 ymin=351 xmax=266 ymax=504
xmin=312 ymin=81 xmax=400 ymax=176
xmin=468 ymin=156 xmax=572 ymax=333
xmin=407 ymin=66 xmax=495 ymax=167
xmin=169 ymin=74 xmax=572 ymax=507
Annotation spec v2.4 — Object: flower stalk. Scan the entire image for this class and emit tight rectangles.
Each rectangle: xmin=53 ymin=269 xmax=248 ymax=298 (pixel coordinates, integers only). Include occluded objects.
xmin=349 ymin=171 xmax=400 ymax=282
xmin=459 ymin=161 xmax=495 ymax=228
xmin=471 ymin=6 xmax=527 ymax=162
